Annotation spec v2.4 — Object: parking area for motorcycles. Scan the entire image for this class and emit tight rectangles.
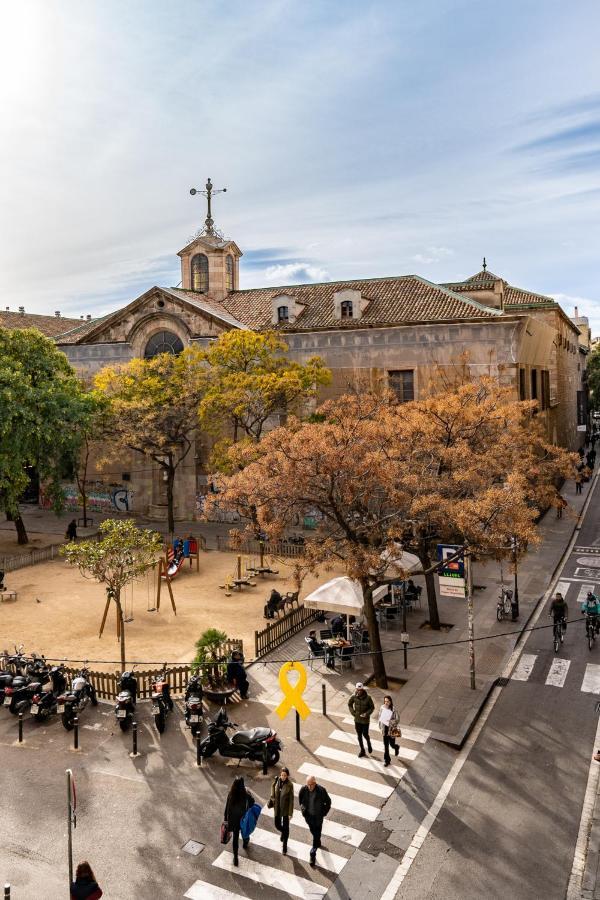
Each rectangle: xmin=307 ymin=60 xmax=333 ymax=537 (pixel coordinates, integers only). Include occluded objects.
xmin=0 ymin=550 xmax=331 ymax=666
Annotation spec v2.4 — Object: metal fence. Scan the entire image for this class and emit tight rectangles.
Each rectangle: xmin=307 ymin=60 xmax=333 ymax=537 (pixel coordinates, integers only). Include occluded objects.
xmin=216 ymin=536 xmax=306 ymax=559
xmin=1 ymin=543 xmax=63 ymax=573
xmin=254 ymin=605 xmax=319 ymax=658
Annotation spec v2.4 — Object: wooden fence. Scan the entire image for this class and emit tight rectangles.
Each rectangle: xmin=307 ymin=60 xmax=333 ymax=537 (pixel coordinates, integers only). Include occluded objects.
xmin=216 ymin=536 xmax=306 ymax=559
xmin=255 ymin=604 xmax=319 ymax=658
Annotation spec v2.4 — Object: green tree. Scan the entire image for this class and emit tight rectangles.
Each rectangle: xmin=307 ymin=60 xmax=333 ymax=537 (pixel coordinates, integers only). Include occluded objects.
xmin=0 ymin=328 xmax=88 ymax=544
xmin=95 ymin=347 xmax=208 ymax=535
xmin=64 ymin=388 xmax=112 ymax=528
xmin=61 ymin=519 xmax=162 ymax=670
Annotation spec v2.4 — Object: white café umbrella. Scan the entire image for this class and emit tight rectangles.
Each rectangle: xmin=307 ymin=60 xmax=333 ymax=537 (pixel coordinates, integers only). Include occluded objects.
xmin=303 ymin=576 xmax=364 ymax=640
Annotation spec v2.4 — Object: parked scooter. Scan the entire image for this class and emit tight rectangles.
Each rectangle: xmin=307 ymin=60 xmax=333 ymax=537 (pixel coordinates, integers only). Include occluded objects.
xmin=6 ymin=654 xmax=49 ymax=715
xmin=199 ymin=707 xmax=282 ymax=765
xmin=151 ymin=668 xmax=173 ymax=734
xmin=115 ymin=670 xmax=137 ymax=731
xmin=0 ymin=646 xmax=28 ymax=705
xmin=30 ymin=666 xmax=67 ymax=722
xmin=58 ymin=667 xmax=98 ymax=730
xmin=184 ymin=673 xmax=204 ymax=737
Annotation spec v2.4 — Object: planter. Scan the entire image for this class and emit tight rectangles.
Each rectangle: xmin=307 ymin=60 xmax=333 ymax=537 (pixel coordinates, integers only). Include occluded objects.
xmin=203 ymin=684 xmax=238 ymax=705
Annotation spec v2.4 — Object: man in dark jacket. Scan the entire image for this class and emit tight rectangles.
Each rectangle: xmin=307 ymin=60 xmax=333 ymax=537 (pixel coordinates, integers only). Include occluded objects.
xmin=226 ymin=651 xmax=249 ymax=699
xmin=348 ymin=682 xmax=375 ymax=757
xmin=299 ymin=775 xmax=332 ymax=865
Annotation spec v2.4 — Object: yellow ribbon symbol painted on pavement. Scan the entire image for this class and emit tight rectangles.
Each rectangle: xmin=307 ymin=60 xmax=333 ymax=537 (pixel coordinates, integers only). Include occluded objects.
xmin=275 ymin=661 xmax=311 ymax=720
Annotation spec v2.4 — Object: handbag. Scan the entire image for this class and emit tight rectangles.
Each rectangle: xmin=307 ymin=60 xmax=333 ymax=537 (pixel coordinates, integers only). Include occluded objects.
xmin=220 ymin=821 xmax=231 ymax=844
xmin=389 ymin=725 xmax=402 ymax=739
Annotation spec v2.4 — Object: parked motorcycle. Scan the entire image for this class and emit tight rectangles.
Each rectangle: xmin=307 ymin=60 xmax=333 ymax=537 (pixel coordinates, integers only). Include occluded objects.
xmin=30 ymin=666 xmax=67 ymax=722
xmin=114 ymin=670 xmax=137 ymax=731
xmin=58 ymin=667 xmax=98 ymax=730
xmin=199 ymin=707 xmax=282 ymax=765
xmin=151 ymin=668 xmax=173 ymax=734
xmin=5 ymin=654 xmax=49 ymax=715
xmin=0 ymin=646 xmax=28 ymax=705
xmin=184 ymin=673 xmax=204 ymax=737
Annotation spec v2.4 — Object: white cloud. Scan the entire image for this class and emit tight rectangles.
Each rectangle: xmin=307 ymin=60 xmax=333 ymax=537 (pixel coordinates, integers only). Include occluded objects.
xmin=412 ymin=247 xmax=454 ymax=265
xmin=551 ymin=292 xmax=600 ymax=335
xmin=260 ymin=263 xmax=331 ymax=287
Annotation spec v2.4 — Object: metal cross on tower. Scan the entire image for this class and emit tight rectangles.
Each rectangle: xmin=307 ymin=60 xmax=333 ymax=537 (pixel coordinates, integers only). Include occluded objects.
xmin=190 ymin=178 xmax=227 ymax=236
xmin=482 ymin=256 xmax=487 ymax=271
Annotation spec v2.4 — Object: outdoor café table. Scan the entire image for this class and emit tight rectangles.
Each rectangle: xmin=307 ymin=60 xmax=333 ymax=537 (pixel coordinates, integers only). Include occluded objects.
xmin=322 ymin=637 xmax=351 ymax=670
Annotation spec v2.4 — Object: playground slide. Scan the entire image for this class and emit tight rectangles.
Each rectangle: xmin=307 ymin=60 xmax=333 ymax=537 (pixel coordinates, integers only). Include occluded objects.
xmin=162 ymin=554 xmax=186 ymax=580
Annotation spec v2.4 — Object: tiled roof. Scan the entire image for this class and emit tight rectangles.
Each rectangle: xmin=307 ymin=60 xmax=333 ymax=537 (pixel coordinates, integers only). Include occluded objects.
xmin=55 ymin=315 xmax=112 ymax=344
xmin=465 ymin=269 xmax=502 ymax=284
xmin=0 ymin=311 xmax=83 ymax=338
xmin=504 ymin=284 xmax=557 ymax=308
xmin=220 ymin=275 xmax=501 ymax=331
xmin=161 ymin=288 xmax=246 ymax=329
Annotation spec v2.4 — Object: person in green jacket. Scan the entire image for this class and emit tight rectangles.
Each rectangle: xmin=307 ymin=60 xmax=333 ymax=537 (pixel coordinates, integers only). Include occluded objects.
xmin=269 ymin=767 xmax=294 ymax=854
xmin=348 ymin=682 xmax=375 ymax=757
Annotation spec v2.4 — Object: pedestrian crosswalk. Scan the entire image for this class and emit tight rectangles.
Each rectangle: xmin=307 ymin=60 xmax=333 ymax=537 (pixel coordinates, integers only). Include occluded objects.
xmin=184 ymin=720 xmax=429 ymax=899
xmin=510 ymin=655 xmax=600 ymax=693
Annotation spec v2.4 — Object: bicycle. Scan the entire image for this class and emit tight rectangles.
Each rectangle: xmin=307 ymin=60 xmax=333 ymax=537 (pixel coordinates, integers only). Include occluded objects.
xmin=586 ymin=613 xmax=598 ymax=651
xmin=552 ymin=615 xmax=566 ymax=653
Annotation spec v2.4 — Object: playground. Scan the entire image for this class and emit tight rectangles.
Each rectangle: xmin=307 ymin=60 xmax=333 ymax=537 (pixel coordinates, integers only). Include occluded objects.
xmin=0 ymin=545 xmax=332 ymax=667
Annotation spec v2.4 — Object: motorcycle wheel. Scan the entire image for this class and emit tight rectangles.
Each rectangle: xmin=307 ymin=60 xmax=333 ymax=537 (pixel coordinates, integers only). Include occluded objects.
xmin=200 ymin=743 xmax=214 ymax=758
xmin=91 ymin=696 xmax=98 ymax=707
xmin=9 ymin=705 xmax=18 ymax=716
xmin=155 ymin=712 xmax=165 ymax=734
xmin=34 ymin=712 xmax=45 ymax=723
xmin=62 ymin=712 xmax=74 ymax=731
xmin=268 ymin=749 xmax=280 ymax=766
xmin=190 ymin=724 xmax=200 ymax=738
xmin=496 ymin=606 xmax=503 ymax=622
xmin=119 ymin=718 xmax=129 ymax=731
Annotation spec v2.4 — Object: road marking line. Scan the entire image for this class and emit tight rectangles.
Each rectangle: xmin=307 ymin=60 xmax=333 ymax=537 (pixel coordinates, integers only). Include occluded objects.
xmin=555 ymin=580 xmax=572 ymax=599
xmin=297 ymin=763 xmax=393 ymax=798
xmin=511 ymin=653 xmax=537 ymax=681
xmin=567 ymin=705 xmax=600 ymax=897
xmin=582 ymin=664 xmax=600 ymax=694
xmin=184 ymin=880 xmax=247 ymax=899
xmin=212 ymin=851 xmax=328 ymax=898
xmin=315 ymin=743 xmax=408 ymax=777
xmin=251 ymin=827 xmax=348 ymax=872
xmin=291 ymin=783 xmax=380 ymax=820
xmin=341 ymin=716 xmax=430 ymax=743
xmin=328 ymin=729 xmax=420 ymax=761
xmin=545 ymin=658 xmax=570 ymax=688
xmin=577 ymin=583 xmax=596 ymax=603
xmin=262 ymin=805 xmax=366 ymax=846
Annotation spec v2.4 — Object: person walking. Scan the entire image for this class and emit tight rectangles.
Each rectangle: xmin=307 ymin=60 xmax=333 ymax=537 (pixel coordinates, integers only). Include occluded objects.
xmin=224 ymin=776 xmax=255 ymax=867
xmin=378 ymin=695 xmax=401 ymax=767
xmin=269 ymin=766 xmax=294 ymax=854
xmin=555 ymin=493 xmax=567 ymax=519
xmin=70 ymin=861 xmax=103 ymax=899
xmin=65 ymin=519 xmax=78 ymax=542
xmin=575 ymin=470 xmax=583 ymax=495
xmin=348 ymin=682 xmax=375 ymax=757
xmin=299 ymin=775 xmax=331 ymax=866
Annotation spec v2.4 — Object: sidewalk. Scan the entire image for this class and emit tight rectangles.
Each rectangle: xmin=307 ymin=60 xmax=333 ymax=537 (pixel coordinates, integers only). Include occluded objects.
xmin=248 ymin=474 xmax=591 ymax=745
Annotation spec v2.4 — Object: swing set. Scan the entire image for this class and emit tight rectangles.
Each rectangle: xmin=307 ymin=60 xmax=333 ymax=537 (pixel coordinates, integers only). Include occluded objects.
xmin=98 ymin=561 xmax=177 ymax=642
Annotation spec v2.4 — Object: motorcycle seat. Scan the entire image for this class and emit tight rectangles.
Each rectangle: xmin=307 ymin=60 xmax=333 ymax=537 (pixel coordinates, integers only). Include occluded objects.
xmin=117 ymin=691 xmax=132 ymax=702
xmin=232 ymin=727 xmax=271 ymax=744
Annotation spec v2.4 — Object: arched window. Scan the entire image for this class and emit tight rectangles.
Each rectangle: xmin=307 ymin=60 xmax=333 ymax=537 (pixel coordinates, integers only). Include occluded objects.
xmin=191 ymin=253 xmax=209 ymax=293
xmin=144 ymin=331 xmax=184 ymax=359
xmin=277 ymin=306 xmax=289 ymax=323
xmin=226 ymin=255 xmax=234 ymax=291
xmin=340 ymin=300 xmax=353 ymax=319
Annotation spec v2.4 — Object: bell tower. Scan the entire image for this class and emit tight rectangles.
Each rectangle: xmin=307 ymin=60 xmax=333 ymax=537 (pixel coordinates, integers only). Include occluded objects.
xmin=177 ymin=178 xmax=242 ymax=301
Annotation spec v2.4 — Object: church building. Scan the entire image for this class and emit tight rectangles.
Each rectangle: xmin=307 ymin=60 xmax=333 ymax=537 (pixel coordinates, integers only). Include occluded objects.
xmin=1 ymin=181 xmax=586 ymax=522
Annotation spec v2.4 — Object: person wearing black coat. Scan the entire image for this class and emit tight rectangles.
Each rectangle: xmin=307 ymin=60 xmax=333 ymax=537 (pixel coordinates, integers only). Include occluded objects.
xmin=298 ymin=775 xmax=332 ymax=865
xmin=224 ymin=776 xmax=255 ymax=867
xmin=226 ymin=651 xmax=249 ymax=699
xmin=70 ymin=861 xmax=102 ymax=899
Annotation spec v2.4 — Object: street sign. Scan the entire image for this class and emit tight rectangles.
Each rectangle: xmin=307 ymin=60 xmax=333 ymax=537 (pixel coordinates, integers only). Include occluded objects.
xmin=437 ymin=544 xmax=465 ymax=597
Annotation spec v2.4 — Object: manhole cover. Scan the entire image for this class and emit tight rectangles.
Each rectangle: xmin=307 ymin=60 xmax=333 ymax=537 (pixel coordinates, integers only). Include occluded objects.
xmin=182 ymin=840 xmax=205 ymax=856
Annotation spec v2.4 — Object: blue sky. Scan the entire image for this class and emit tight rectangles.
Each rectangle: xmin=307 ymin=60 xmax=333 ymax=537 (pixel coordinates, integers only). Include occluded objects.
xmin=1 ymin=1 xmax=600 ymax=329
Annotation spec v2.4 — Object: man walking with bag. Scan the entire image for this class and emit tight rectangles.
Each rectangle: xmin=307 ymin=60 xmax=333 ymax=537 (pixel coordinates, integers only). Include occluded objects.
xmin=299 ymin=775 xmax=331 ymax=866
xmin=348 ymin=682 xmax=375 ymax=757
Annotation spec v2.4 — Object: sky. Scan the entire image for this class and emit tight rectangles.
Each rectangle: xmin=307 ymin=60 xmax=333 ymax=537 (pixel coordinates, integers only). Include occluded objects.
xmin=1 ymin=1 xmax=600 ymax=330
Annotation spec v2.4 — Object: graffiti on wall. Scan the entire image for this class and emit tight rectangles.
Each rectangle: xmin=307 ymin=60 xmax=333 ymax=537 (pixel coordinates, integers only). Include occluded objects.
xmin=39 ymin=483 xmax=134 ymax=513
xmin=195 ymin=493 xmax=241 ymax=523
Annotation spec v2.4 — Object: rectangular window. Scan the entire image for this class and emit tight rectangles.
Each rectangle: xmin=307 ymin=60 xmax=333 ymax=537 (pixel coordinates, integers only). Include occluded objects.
xmin=531 ymin=369 xmax=538 ymax=401
xmin=519 ymin=368 xmax=527 ymax=401
xmin=541 ymin=371 xmax=550 ymax=410
xmin=388 ymin=370 xmax=415 ymax=403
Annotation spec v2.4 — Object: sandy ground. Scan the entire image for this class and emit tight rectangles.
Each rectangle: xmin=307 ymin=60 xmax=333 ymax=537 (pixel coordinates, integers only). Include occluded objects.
xmin=0 ymin=549 xmax=336 ymax=668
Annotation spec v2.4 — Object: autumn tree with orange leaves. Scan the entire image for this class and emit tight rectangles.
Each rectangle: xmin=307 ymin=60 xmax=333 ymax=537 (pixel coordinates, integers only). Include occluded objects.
xmin=211 ymin=379 xmax=574 ymax=687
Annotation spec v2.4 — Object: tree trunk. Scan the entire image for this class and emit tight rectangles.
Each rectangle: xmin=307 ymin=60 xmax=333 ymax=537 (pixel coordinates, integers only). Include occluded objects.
xmin=82 ymin=488 xmax=88 ymax=528
xmin=116 ymin=592 xmax=126 ymax=671
xmin=419 ymin=544 xmax=441 ymax=630
xmin=361 ymin=580 xmax=388 ymax=689
xmin=166 ymin=460 xmax=175 ymax=537
xmin=6 ymin=511 xmax=28 ymax=545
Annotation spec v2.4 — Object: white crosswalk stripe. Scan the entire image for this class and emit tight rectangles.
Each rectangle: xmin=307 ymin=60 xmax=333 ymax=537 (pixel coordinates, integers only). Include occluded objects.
xmin=545 ymin=658 xmax=571 ymax=687
xmin=213 ymin=851 xmax=328 ymax=898
xmin=555 ymin=580 xmax=571 ymax=599
xmin=297 ymin=762 xmax=394 ymax=798
xmin=328 ymin=728 xmax=419 ymax=761
xmin=251 ymin=826 xmax=348 ymax=872
xmin=582 ymin=664 xmax=600 ymax=694
xmin=315 ymin=743 xmax=408 ymax=777
xmin=512 ymin=653 xmax=537 ymax=681
xmin=341 ymin=716 xmax=430 ymax=743
xmin=262 ymin=805 xmax=366 ymax=846
xmin=577 ymin=583 xmax=596 ymax=603
xmin=185 ymin=881 xmax=247 ymax=899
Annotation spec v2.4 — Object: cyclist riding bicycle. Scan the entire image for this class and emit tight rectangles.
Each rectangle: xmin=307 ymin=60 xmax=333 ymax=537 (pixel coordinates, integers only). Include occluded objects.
xmin=581 ymin=591 xmax=600 ymax=634
xmin=550 ymin=592 xmax=568 ymax=631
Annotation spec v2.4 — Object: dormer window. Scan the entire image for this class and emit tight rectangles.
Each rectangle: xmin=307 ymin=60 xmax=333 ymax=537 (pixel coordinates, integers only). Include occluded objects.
xmin=277 ymin=305 xmax=289 ymax=323
xmin=226 ymin=254 xmax=234 ymax=291
xmin=340 ymin=300 xmax=353 ymax=319
xmin=191 ymin=254 xmax=209 ymax=293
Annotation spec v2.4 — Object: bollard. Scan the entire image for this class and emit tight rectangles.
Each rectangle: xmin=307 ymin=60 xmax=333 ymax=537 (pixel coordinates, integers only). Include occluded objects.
xmin=295 ymin=709 xmax=301 ymax=742
xmin=18 ymin=712 xmax=23 ymax=743
xmin=196 ymin=735 xmax=202 ymax=768
xmin=262 ymin=746 xmax=268 ymax=776
xmin=73 ymin=717 xmax=79 ymax=751
xmin=322 ymin=683 xmax=327 ymax=717
xmin=4 ymin=883 xmax=10 ymax=899
xmin=132 ymin=721 xmax=138 ymax=756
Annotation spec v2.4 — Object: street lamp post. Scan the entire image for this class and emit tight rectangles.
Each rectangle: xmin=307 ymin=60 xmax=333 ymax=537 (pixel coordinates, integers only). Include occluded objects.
xmin=512 ymin=536 xmax=520 ymax=621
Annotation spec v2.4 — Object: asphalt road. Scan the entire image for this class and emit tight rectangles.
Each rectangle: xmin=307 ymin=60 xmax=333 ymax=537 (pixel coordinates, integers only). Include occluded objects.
xmin=398 ymin=476 xmax=600 ymax=900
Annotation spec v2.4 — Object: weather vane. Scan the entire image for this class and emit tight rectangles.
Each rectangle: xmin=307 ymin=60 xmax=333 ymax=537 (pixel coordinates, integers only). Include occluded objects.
xmin=190 ymin=178 xmax=227 ymax=237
